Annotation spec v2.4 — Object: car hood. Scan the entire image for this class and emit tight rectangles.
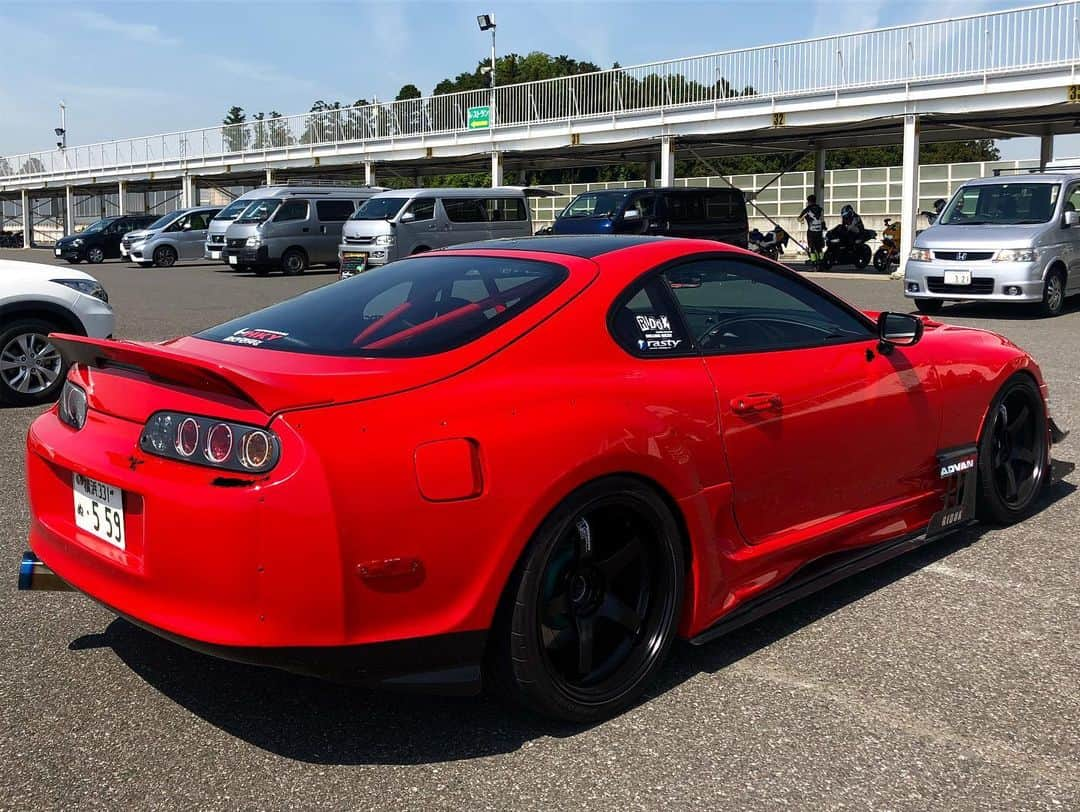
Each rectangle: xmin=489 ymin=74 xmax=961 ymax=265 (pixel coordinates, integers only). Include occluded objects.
xmin=125 ymin=229 xmax=154 ymax=241
xmin=915 ymin=223 xmax=1047 ymax=250
xmin=0 ymin=258 xmax=96 ymax=284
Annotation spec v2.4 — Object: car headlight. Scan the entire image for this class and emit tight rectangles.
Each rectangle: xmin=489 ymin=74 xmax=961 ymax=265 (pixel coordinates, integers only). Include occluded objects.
xmin=375 ymin=235 xmax=396 ymax=246
xmin=245 ymin=236 xmax=261 ymax=247
xmin=994 ymin=248 xmax=1037 ymax=263
xmin=72 ymin=238 xmax=84 ymax=247
xmin=908 ymin=247 xmax=932 ymax=262
xmin=51 ymin=278 xmax=109 ymax=303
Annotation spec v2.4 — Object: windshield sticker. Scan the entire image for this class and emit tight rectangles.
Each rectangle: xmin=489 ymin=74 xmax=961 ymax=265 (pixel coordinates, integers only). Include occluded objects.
xmin=222 ymin=327 xmax=289 ymax=346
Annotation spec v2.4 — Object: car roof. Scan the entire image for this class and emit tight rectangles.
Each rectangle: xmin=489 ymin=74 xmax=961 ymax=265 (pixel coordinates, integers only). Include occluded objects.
xmin=447 ymin=235 xmax=674 ymax=258
xmin=964 ymin=172 xmax=1080 ymax=185
xmin=368 ymin=187 xmax=537 ymax=200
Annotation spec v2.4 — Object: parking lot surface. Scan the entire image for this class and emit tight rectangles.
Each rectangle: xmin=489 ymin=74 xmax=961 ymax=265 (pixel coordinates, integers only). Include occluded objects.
xmin=1 ymin=249 xmax=1077 ymax=810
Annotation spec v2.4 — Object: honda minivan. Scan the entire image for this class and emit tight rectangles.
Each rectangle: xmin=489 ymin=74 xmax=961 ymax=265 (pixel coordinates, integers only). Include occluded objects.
xmin=551 ymin=187 xmax=748 ymax=248
xmin=123 ymin=206 xmax=222 ymax=268
xmin=905 ymin=171 xmax=1080 ymax=317
xmin=221 ymin=187 xmax=382 ymax=276
xmin=337 ymin=187 xmax=553 ymax=277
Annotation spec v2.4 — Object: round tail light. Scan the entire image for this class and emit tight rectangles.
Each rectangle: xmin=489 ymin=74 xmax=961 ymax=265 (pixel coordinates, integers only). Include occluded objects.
xmin=240 ymin=430 xmax=272 ymax=469
xmin=205 ymin=423 xmax=234 ymax=463
xmin=176 ymin=418 xmax=199 ymax=457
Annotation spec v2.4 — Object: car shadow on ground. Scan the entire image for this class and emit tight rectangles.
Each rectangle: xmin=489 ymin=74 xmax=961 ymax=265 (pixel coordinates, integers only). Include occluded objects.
xmin=67 ymin=480 xmax=1075 ymax=766
xmin=923 ymin=294 xmax=1080 ymax=321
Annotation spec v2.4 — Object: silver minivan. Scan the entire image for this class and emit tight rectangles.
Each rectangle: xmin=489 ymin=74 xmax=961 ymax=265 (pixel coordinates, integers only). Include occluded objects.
xmin=123 ymin=206 xmax=222 ymax=268
xmin=221 ymin=187 xmax=383 ymax=276
xmin=905 ymin=170 xmax=1080 ymax=317
xmin=337 ymin=187 xmax=553 ymax=277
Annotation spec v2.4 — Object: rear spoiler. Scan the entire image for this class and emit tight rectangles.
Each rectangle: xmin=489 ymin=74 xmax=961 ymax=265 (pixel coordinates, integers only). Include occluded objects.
xmin=495 ymin=186 xmax=560 ymax=198
xmin=50 ymin=334 xmax=296 ymax=413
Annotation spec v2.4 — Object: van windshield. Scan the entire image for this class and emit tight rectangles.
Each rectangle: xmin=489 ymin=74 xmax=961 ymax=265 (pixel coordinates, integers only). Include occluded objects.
xmin=940 ymin=183 xmax=1061 ymax=225
xmin=236 ymin=199 xmax=282 ymax=224
xmin=559 ymin=191 xmax=631 ymax=219
xmin=352 ymin=198 xmax=409 ymax=220
xmin=214 ymin=198 xmax=254 ymax=222
xmin=80 ymin=219 xmax=113 ymax=235
xmin=146 ymin=212 xmax=178 ymax=230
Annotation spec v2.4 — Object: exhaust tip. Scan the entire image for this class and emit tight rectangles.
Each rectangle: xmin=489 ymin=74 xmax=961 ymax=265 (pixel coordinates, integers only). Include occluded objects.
xmin=18 ymin=552 xmax=36 ymax=591
xmin=18 ymin=552 xmax=72 ymax=592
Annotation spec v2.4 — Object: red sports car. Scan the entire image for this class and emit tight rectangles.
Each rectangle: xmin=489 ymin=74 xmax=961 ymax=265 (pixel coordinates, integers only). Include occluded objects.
xmin=20 ymin=236 xmax=1069 ymax=722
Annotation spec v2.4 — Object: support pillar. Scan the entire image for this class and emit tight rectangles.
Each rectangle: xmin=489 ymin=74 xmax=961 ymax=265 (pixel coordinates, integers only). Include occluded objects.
xmin=490 ymin=151 xmax=504 ymax=188
xmin=117 ymin=180 xmax=127 ymax=215
xmin=813 ymin=145 xmax=826 ymax=205
xmin=21 ymin=189 xmax=31 ymax=249
xmin=659 ymin=137 xmax=675 ymax=187
xmin=1039 ymin=132 xmax=1054 ymax=171
xmin=364 ymin=162 xmax=375 ymax=187
xmin=646 ymin=160 xmax=657 ymax=188
xmin=899 ymin=114 xmax=920 ymax=278
xmin=180 ymin=175 xmax=195 ymax=208
xmin=265 ymin=168 xmax=275 ymax=187
xmin=65 ymin=185 xmax=74 ymax=236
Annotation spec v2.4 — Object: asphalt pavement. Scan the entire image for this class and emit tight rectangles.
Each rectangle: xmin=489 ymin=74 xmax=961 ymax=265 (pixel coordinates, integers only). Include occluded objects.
xmin=1 ymin=249 xmax=1077 ymax=810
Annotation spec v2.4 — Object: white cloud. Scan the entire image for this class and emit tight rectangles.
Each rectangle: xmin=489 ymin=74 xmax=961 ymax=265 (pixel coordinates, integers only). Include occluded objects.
xmin=71 ymin=10 xmax=179 ymax=47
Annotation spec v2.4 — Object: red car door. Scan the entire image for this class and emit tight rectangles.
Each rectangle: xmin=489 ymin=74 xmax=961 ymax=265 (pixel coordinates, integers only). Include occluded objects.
xmin=663 ymin=255 xmax=939 ymax=546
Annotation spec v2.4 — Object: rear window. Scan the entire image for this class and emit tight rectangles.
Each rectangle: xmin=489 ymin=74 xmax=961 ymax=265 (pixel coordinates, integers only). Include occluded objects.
xmin=197 ymin=255 xmax=568 ymax=357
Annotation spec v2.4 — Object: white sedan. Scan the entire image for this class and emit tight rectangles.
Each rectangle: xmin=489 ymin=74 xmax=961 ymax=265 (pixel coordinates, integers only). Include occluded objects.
xmin=0 ymin=259 xmax=114 ymax=405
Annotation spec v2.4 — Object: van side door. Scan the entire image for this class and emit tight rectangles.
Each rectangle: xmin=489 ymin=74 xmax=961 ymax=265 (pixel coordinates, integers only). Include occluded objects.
xmin=314 ymin=200 xmax=357 ymax=264
xmin=1064 ymin=182 xmax=1080 ymax=291
xmin=400 ymin=197 xmax=437 ymax=254
xmin=440 ymin=197 xmax=490 ymax=245
xmin=267 ymin=198 xmax=311 ymax=262
xmin=485 ymin=197 xmax=530 ymax=239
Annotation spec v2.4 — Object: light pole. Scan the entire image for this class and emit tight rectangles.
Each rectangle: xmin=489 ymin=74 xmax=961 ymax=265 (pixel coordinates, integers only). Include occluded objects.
xmin=477 ymin=13 xmax=496 ymax=127
xmin=55 ymin=101 xmax=66 ymax=150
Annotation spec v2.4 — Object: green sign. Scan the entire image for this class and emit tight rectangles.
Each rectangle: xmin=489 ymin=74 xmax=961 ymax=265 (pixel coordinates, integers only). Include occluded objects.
xmin=467 ymin=105 xmax=491 ymax=129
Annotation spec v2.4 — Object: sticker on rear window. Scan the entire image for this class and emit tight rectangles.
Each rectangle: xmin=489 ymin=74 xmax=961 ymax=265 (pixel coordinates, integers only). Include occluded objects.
xmin=222 ymin=327 xmax=289 ymax=346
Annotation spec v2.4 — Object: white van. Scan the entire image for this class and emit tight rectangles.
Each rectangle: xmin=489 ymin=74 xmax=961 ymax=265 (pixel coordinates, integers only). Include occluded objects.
xmin=338 ymin=187 xmax=554 ymax=277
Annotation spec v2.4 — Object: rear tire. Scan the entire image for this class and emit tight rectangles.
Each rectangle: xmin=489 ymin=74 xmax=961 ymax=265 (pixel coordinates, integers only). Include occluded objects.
xmin=153 ymin=245 xmax=177 ymax=268
xmin=1040 ymin=268 xmax=1066 ymax=318
xmin=0 ymin=318 xmax=67 ymax=406
xmin=854 ymin=244 xmax=871 ymax=269
xmin=914 ymin=298 xmax=942 ymax=314
xmin=488 ymin=476 xmax=685 ymax=723
xmin=976 ymin=374 xmax=1047 ymax=525
xmin=281 ymin=249 xmax=307 ymax=276
xmin=872 ymin=248 xmax=889 ymax=272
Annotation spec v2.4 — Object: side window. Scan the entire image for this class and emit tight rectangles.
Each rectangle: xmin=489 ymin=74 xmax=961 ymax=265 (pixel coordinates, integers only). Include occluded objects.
xmin=664 ymin=193 xmax=705 ymax=224
xmin=662 ymin=258 xmax=872 ymax=354
xmin=610 ymin=278 xmax=690 ymax=356
xmin=405 ymin=198 xmax=436 ymax=221
xmin=275 ymin=200 xmax=310 ymax=222
xmin=704 ymin=192 xmax=742 ymax=220
xmin=167 ymin=214 xmax=189 ymax=232
xmin=442 ymin=198 xmax=488 ymax=223
xmin=486 ymin=198 xmax=527 ymax=222
xmin=315 ymin=200 xmax=356 ymax=222
xmin=188 ymin=213 xmax=209 ymax=231
xmin=1065 ymin=184 xmax=1080 ymax=214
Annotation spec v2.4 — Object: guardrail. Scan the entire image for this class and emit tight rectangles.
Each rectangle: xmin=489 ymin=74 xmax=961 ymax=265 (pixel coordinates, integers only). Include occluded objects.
xmin=2 ymin=1 xmax=1078 ymax=184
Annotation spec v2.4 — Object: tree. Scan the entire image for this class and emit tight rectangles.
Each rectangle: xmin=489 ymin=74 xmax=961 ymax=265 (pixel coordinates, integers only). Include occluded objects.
xmin=222 ymin=106 xmax=248 ymax=153
xmin=395 ymin=84 xmax=422 ymax=101
xmin=20 ymin=157 xmax=46 ymax=175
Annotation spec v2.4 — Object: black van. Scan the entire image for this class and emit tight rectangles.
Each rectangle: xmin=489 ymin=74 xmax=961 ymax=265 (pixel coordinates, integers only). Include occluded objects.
xmin=54 ymin=214 xmax=160 ymax=264
xmin=551 ymin=187 xmax=748 ymax=247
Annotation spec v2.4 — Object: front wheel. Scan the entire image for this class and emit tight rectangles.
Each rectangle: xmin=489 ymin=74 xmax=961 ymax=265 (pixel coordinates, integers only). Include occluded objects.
xmin=86 ymin=247 xmax=105 ymax=264
xmin=488 ymin=477 xmax=685 ymax=723
xmin=1040 ymin=269 xmax=1066 ymax=317
xmin=0 ymin=319 xmax=67 ymax=406
xmin=854 ymin=243 xmax=871 ymax=269
xmin=872 ymin=247 xmax=889 ymax=272
xmin=977 ymin=374 xmax=1047 ymax=524
xmin=153 ymin=245 xmax=177 ymax=268
xmin=281 ymin=249 xmax=307 ymax=276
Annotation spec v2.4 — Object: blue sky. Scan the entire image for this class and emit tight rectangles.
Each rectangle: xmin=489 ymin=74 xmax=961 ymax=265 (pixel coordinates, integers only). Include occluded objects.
xmin=0 ymin=0 xmax=1068 ymax=160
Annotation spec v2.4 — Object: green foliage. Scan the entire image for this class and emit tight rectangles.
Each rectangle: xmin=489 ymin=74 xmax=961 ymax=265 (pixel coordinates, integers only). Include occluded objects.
xmin=221 ymin=106 xmax=248 ymax=153
xmin=395 ymin=84 xmax=422 ymax=101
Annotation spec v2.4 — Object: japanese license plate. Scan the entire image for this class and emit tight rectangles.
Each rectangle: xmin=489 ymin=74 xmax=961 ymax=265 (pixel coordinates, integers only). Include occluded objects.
xmin=944 ymin=270 xmax=971 ymax=285
xmin=228 ymin=255 xmax=238 ymax=265
xmin=72 ymin=472 xmax=125 ymax=549
xmin=54 ymin=248 xmax=61 ymax=256
xmin=209 ymin=250 xmax=221 ymax=260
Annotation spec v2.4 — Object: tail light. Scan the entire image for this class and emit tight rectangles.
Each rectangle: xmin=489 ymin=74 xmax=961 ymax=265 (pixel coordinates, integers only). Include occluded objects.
xmin=140 ymin=412 xmax=279 ymax=473
xmin=58 ymin=381 xmax=88 ymax=430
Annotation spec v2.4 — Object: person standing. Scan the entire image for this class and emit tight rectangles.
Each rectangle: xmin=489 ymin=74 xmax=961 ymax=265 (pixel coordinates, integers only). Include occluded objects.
xmin=798 ymin=194 xmax=826 ymax=265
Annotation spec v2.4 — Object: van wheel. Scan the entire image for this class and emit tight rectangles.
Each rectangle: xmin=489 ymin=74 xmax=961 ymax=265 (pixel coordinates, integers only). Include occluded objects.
xmin=1040 ymin=268 xmax=1066 ymax=317
xmin=281 ymin=249 xmax=307 ymax=276
xmin=87 ymin=247 xmax=105 ymax=264
xmin=914 ymin=298 xmax=942 ymax=314
xmin=153 ymin=246 xmax=177 ymax=268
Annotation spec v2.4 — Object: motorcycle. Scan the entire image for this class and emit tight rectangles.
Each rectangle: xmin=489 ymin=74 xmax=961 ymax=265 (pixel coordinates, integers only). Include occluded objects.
xmin=748 ymin=226 xmax=789 ymax=261
xmin=822 ymin=225 xmax=875 ymax=269
xmin=872 ymin=218 xmax=901 ymax=272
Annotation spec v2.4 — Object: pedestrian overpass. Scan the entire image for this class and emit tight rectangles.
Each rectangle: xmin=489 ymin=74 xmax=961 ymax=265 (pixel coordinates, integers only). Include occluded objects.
xmin=3 ymin=0 xmax=1080 ymax=268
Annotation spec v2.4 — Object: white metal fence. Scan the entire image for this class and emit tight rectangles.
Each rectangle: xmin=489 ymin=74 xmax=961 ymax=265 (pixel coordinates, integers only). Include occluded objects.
xmin=2 ymin=2 xmax=1078 ymax=184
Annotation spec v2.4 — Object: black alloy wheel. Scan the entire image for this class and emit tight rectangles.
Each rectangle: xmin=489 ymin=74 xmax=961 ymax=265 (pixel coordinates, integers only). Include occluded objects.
xmin=491 ymin=477 xmax=684 ymax=722
xmin=977 ymin=374 xmax=1047 ymax=524
xmin=87 ymin=246 xmax=105 ymax=264
xmin=154 ymin=245 xmax=177 ymax=268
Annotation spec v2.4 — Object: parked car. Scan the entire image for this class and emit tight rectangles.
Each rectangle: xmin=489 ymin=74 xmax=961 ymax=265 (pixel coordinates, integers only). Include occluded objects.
xmin=123 ymin=207 xmax=222 ymax=268
xmin=337 ymin=187 xmax=553 ymax=277
xmin=54 ymin=215 xmax=159 ymax=264
xmin=221 ymin=187 xmax=382 ymax=276
xmin=0 ymin=258 xmax=113 ymax=405
xmin=905 ymin=171 xmax=1080 ymax=317
xmin=551 ymin=187 xmax=748 ymax=248
xmin=19 ymin=236 xmax=1068 ymax=722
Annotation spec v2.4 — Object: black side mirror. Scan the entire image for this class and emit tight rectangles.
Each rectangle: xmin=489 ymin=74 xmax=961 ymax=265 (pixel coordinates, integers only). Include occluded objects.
xmin=877 ymin=312 xmax=924 ymax=352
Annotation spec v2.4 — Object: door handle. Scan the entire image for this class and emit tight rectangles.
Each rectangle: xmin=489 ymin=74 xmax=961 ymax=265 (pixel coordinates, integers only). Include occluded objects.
xmin=730 ymin=393 xmax=782 ymax=414
xmin=302 ymin=227 xmax=310 ymax=233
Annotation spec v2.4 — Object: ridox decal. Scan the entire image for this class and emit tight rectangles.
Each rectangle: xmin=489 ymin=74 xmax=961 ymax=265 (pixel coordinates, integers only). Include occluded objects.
xmin=635 ymin=315 xmax=671 ymax=333
xmin=222 ymin=327 xmax=289 ymax=346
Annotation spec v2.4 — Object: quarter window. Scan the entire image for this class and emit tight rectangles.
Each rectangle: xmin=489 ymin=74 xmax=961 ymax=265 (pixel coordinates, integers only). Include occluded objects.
xmin=275 ymin=200 xmax=310 ymax=222
xmin=442 ymin=198 xmax=489 ymax=223
xmin=662 ymin=258 xmax=871 ymax=354
xmin=610 ymin=278 xmax=690 ymax=356
xmin=486 ymin=198 xmax=527 ymax=222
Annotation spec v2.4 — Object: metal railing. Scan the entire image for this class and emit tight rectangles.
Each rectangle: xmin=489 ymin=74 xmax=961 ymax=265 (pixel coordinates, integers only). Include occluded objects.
xmin=2 ymin=1 xmax=1078 ymax=184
